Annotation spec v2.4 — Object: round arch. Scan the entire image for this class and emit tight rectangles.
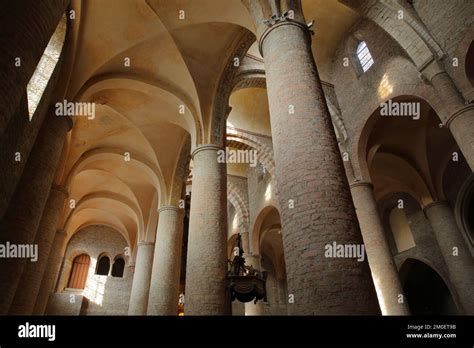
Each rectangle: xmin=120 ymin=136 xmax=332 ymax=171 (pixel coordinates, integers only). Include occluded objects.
xmin=399 ymin=258 xmax=460 ymax=315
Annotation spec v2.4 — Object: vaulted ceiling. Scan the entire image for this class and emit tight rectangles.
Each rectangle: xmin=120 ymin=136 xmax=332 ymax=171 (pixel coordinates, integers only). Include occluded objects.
xmin=58 ymin=0 xmax=360 ymax=248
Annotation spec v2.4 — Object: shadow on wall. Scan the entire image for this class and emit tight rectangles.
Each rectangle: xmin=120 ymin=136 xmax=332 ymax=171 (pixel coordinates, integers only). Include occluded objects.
xmin=399 ymin=258 xmax=458 ymax=315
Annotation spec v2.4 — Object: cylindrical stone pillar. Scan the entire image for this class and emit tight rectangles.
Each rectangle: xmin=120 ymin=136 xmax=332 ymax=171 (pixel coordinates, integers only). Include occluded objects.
xmin=258 ymin=17 xmax=379 ymax=314
xmin=350 ymin=182 xmax=410 ymax=315
xmin=426 ymin=67 xmax=474 ymax=171
xmin=129 ymin=241 xmax=154 ymax=315
xmin=424 ymin=201 xmax=474 ymax=314
xmin=148 ymin=206 xmax=184 ymax=315
xmin=185 ymin=145 xmax=229 ymax=315
xmin=0 ymin=113 xmax=72 ymax=314
xmin=33 ymin=229 xmax=67 ymax=315
xmin=0 ymin=0 xmax=69 ymax=137
xmin=9 ymin=184 xmax=68 ymax=315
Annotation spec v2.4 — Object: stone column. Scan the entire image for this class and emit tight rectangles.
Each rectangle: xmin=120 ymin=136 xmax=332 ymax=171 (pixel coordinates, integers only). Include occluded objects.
xmin=128 ymin=241 xmax=154 ymax=315
xmin=424 ymin=201 xmax=474 ymax=314
xmin=247 ymin=5 xmax=379 ymax=314
xmin=0 ymin=0 xmax=69 ymax=136
xmin=9 ymin=184 xmax=68 ymax=315
xmin=0 ymin=113 xmax=72 ymax=314
xmin=33 ymin=229 xmax=67 ymax=315
xmin=148 ymin=206 xmax=184 ymax=315
xmin=422 ymin=61 xmax=474 ymax=171
xmin=350 ymin=182 xmax=410 ymax=315
xmin=185 ymin=145 xmax=229 ymax=315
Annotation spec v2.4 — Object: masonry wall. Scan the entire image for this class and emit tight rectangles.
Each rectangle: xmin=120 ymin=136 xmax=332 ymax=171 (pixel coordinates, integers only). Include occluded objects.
xmin=330 ymin=19 xmax=443 ymax=178
xmin=413 ymin=0 xmax=473 ymax=59
xmin=47 ymin=225 xmax=132 ymax=315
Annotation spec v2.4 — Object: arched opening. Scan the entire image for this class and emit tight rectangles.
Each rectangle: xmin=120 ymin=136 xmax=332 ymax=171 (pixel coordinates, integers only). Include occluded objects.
xmin=67 ymin=254 xmax=90 ymax=289
xmin=255 ymin=206 xmax=287 ymax=315
xmin=400 ymin=259 xmax=458 ymax=315
xmin=455 ymin=173 xmax=474 ymax=246
xmin=96 ymin=255 xmax=110 ymax=276
xmin=466 ymin=41 xmax=474 ymax=87
xmin=111 ymin=257 xmax=125 ymax=278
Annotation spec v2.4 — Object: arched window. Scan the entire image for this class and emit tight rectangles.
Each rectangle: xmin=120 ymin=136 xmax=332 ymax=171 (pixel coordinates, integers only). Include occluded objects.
xmin=111 ymin=257 xmax=125 ymax=278
xmin=356 ymin=41 xmax=374 ymax=73
xmin=68 ymin=254 xmax=90 ymax=289
xmin=96 ymin=255 xmax=110 ymax=276
xmin=27 ymin=14 xmax=67 ymax=120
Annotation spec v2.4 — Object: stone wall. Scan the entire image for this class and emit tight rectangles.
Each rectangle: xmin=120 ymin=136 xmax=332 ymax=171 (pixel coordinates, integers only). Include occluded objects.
xmin=47 ymin=225 xmax=132 ymax=315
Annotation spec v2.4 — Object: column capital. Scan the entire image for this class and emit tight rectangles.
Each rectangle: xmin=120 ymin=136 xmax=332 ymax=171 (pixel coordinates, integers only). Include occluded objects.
xmin=258 ymin=19 xmax=312 ymax=57
xmin=191 ymin=144 xmax=224 ymax=158
xmin=158 ymin=205 xmax=182 ymax=213
xmin=446 ymin=104 xmax=474 ymax=129
xmin=349 ymin=181 xmax=374 ymax=190
xmin=419 ymin=59 xmax=445 ymax=82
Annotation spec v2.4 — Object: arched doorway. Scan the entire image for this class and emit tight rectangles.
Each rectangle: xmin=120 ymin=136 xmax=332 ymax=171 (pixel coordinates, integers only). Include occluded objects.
xmin=68 ymin=254 xmax=91 ymax=290
xmin=400 ymin=259 xmax=458 ymax=315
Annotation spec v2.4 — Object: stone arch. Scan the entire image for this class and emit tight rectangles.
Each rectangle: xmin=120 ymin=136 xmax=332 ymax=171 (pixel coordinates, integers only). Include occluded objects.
xmin=62 ymin=191 xmax=141 ymax=244
xmin=227 ymin=181 xmax=250 ymax=235
xmin=355 ymin=92 xmax=446 ymax=183
xmin=398 ymin=257 xmax=460 ymax=314
xmin=252 ymin=204 xmax=287 ymax=315
xmin=454 ymin=173 xmax=474 ymax=247
xmin=226 ymin=127 xmax=275 ymax=177
xmin=341 ymin=0 xmax=442 ymax=70
xmin=169 ymin=136 xmax=191 ymax=206
xmin=210 ymin=30 xmax=256 ymax=145
xmin=449 ymin=28 xmax=474 ymax=101
xmin=73 ymin=74 xmax=202 ymax=147
xmin=64 ymin=147 xmax=164 ymax=201
xmin=251 ymin=205 xmax=281 ymax=256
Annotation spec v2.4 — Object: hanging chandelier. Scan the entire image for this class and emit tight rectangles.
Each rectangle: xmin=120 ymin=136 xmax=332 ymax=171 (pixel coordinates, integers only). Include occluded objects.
xmin=227 ymin=234 xmax=267 ymax=304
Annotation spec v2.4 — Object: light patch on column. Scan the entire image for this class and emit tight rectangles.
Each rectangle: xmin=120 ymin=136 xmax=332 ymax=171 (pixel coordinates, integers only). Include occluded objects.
xmin=26 ymin=14 xmax=67 ymax=121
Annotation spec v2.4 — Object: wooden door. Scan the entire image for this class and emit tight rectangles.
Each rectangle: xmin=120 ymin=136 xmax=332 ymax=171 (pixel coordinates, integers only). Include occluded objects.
xmin=68 ymin=254 xmax=90 ymax=289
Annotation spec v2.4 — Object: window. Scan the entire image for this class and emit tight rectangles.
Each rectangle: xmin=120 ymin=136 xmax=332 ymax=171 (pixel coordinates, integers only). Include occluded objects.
xmin=111 ymin=257 xmax=125 ymax=278
xmin=27 ymin=14 xmax=67 ymax=120
xmin=356 ymin=41 xmax=374 ymax=73
xmin=96 ymin=255 xmax=110 ymax=275
xmin=68 ymin=254 xmax=90 ymax=289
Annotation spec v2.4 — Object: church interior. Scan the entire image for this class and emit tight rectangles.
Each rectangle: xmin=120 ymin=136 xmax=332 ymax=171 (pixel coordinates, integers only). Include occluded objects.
xmin=0 ymin=0 xmax=473 ymax=317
